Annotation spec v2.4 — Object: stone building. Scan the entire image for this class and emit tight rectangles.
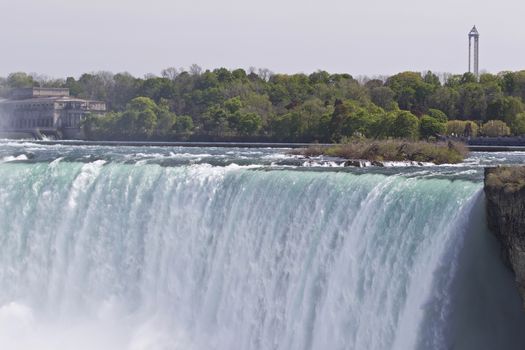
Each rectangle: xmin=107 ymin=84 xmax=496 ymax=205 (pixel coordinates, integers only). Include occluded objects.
xmin=0 ymin=87 xmax=106 ymax=139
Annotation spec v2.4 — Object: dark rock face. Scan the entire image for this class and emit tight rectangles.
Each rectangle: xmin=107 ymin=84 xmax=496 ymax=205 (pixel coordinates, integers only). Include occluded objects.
xmin=484 ymin=166 xmax=525 ymax=305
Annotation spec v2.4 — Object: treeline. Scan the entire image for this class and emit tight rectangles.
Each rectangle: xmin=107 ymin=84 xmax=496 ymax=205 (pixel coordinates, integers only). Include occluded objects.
xmin=1 ymin=68 xmax=525 ymax=141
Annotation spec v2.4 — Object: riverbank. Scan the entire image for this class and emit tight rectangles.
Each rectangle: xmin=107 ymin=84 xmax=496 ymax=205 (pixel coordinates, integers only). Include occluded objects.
xmin=290 ymin=140 xmax=468 ymax=165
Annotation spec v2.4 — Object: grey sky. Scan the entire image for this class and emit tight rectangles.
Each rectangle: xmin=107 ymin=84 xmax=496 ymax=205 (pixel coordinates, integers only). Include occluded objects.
xmin=0 ymin=0 xmax=523 ymax=78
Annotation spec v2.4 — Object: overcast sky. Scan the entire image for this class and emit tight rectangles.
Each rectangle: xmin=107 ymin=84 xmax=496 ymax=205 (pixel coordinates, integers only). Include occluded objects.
xmin=0 ymin=0 xmax=523 ymax=78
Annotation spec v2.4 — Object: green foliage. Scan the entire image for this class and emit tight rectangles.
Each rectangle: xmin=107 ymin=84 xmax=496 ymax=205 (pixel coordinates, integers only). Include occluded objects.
xmin=427 ymin=109 xmax=448 ymax=122
xmin=370 ymin=87 xmax=397 ymax=111
xmin=391 ymin=111 xmax=419 ymax=139
xmin=173 ymin=115 xmax=194 ymax=134
xmin=460 ymin=72 xmax=477 ymax=84
xmin=7 ymin=72 xmax=34 ymax=88
xmin=423 ymin=71 xmax=441 ymax=88
xmin=385 ymin=72 xmax=434 ymax=114
xmin=485 ymin=90 xmax=523 ymax=124
xmin=270 ymin=111 xmax=308 ymax=140
xmin=224 ymin=97 xmax=242 ymax=114
xmin=427 ymin=87 xmax=459 ymax=119
xmin=203 ymin=105 xmax=228 ymax=135
xmin=458 ymin=83 xmax=487 ymax=120
xmin=507 ymin=113 xmax=525 ymax=135
xmin=368 ymin=113 xmax=395 ymax=139
xmin=5 ymin=67 xmax=525 ymax=141
xmin=83 ymin=96 xmax=177 ymax=139
xmin=236 ymin=113 xmax=262 ymax=135
xmin=420 ymin=115 xmax=446 ymax=139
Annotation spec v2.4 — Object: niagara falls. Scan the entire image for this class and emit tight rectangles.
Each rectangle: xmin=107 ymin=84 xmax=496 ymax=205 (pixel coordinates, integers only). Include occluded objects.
xmin=2 ymin=0 xmax=525 ymax=347
xmin=1 ymin=143 xmax=525 ymax=349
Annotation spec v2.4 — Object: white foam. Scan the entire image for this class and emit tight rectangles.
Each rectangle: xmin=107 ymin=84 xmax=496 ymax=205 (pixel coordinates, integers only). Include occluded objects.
xmin=1 ymin=154 xmax=28 ymax=162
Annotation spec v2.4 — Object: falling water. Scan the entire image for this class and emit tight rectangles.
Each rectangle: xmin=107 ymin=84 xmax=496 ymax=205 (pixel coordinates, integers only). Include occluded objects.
xmin=0 ymin=150 xmax=524 ymax=349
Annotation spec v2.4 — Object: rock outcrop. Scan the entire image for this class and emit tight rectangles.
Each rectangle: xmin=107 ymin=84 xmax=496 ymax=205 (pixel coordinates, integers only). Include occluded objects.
xmin=484 ymin=166 xmax=525 ymax=305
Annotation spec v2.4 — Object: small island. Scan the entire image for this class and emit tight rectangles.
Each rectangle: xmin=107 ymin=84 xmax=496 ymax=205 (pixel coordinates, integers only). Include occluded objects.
xmin=291 ymin=140 xmax=468 ymax=165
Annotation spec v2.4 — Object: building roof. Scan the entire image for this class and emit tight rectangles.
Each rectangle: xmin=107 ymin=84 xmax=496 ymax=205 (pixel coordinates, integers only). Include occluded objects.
xmin=10 ymin=87 xmax=70 ymax=100
xmin=469 ymin=25 xmax=479 ymax=36
xmin=0 ymin=96 xmax=105 ymax=105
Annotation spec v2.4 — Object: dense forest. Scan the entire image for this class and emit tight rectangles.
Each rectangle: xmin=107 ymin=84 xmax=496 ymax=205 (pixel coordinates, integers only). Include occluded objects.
xmin=1 ymin=67 xmax=525 ymax=142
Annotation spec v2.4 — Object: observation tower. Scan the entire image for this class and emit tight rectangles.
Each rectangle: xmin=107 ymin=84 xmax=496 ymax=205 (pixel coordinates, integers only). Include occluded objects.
xmin=468 ymin=26 xmax=480 ymax=77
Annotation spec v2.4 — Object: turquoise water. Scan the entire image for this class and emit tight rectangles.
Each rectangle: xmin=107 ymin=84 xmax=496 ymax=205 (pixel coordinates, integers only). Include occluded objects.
xmin=0 ymin=143 xmax=524 ymax=349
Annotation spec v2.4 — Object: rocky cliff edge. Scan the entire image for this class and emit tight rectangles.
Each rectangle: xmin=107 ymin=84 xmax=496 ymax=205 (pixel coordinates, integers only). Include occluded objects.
xmin=485 ymin=166 xmax=525 ymax=305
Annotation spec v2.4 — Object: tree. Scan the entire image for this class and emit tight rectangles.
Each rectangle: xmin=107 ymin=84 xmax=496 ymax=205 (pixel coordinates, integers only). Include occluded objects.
xmin=161 ymin=67 xmax=180 ymax=80
xmin=173 ymin=115 xmax=194 ymax=134
xmin=502 ymin=96 xmax=524 ymax=123
xmin=270 ymin=112 xmax=306 ymax=141
xmin=420 ymin=115 xmax=446 ymax=139
xmin=501 ymin=71 xmax=525 ymax=101
xmin=189 ymin=64 xmax=203 ymax=76
xmin=340 ymin=105 xmax=375 ymax=138
xmin=135 ymin=109 xmax=157 ymax=136
xmin=128 ymin=96 xmax=158 ymax=112
xmin=65 ymin=77 xmax=83 ymax=97
xmin=427 ymin=108 xmax=448 ymax=122
xmin=427 ymin=87 xmax=459 ymax=119
xmin=237 ymin=113 xmax=262 ymax=135
xmin=509 ymin=113 xmax=525 ymax=135
xmin=224 ymin=97 xmax=242 ymax=114
xmin=513 ymin=71 xmax=525 ymax=101
xmin=423 ymin=71 xmax=441 ymax=88
xmin=203 ymin=105 xmax=229 ymax=135
xmin=364 ymin=79 xmax=384 ymax=90
xmin=479 ymin=73 xmax=501 ymax=85
xmin=123 ymin=97 xmax=161 ymax=136
xmin=76 ymin=72 xmax=114 ymax=101
xmin=446 ymin=120 xmax=479 ymax=137
xmin=460 ymin=72 xmax=477 ymax=84
xmin=480 ymin=120 xmax=511 ymax=137
xmin=329 ymin=100 xmax=348 ymax=142
xmin=7 ymin=72 xmax=34 ymax=88
xmin=458 ymin=83 xmax=487 ymax=120
xmin=231 ymin=69 xmax=247 ymax=81
xmin=391 ymin=111 xmax=419 ymax=139
xmin=12 ymin=66 xmax=525 ymax=142
xmin=309 ymin=70 xmax=331 ymax=85
xmin=370 ymin=87 xmax=396 ymax=111
xmin=214 ymin=68 xmax=233 ymax=83
xmin=385 ymin=72 xmax=433 ymax=114
xmin=110 ymin=72 xmax=140 ymax=111
xmin=139 ymin=77 xmax=175 ymax=102
xmin=156 ymin=109 xmax=177 ymax=136
xmin=240 ymin=93 xmax=274 ymax=125
xmin=257 ymin=68 xmax=273 ymax=81
xmin=296 ymin=98 xmax=333 ymax=141
xmin=444 ymin=74 xmax=462 ymax=89
xmin=485 ymin=95 xmax=524 ymax=129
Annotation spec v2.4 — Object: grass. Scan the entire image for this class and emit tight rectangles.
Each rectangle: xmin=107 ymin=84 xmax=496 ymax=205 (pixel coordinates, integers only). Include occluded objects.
xmin=291 ymin=140 xmax=468 ymax=165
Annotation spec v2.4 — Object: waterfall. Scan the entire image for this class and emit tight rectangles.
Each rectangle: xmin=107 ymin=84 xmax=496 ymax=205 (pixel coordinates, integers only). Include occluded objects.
xmin=0 ymin=160 xmax=524 ymax=349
